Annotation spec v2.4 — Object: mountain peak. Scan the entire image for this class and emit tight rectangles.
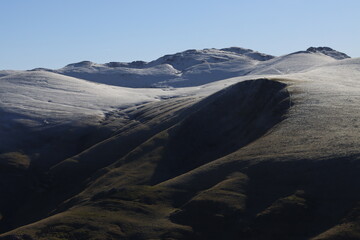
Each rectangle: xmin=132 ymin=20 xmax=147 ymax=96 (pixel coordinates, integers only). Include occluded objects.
xmin=221 ymin=47 xmax=275 ymax=61
xmin=65 ymin=61 xmax=94 ymax=68
xmin=306 ymin=47 xmax=350 ymax=60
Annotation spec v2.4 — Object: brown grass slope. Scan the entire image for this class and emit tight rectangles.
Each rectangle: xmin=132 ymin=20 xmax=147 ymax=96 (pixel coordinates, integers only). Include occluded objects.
xmin=1 ymin=78 xmax=360 ymax=239
xmin=0 ymin=96 xmax=200 ymax=233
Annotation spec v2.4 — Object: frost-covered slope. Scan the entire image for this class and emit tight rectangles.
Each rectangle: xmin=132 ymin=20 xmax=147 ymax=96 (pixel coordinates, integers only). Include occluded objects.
xmin=0 ymin=70 xmax=185 ymax=153
xmin=0 ymin=71 xmax=166 ymax=126
xmin=53 ymin=61 xmax=181 ymax=88
xmin=0 ymin=70 xmax=22 ymax=78
xmin=0 ymin=46 xmax=351 ymax=131
xmin=248 ymin=51 xmax=337 ymax=75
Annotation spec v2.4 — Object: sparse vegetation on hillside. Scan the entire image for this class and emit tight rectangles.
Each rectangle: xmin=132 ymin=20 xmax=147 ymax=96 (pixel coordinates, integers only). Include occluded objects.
xmin=1 ymin=74 xmax=360 ymax=239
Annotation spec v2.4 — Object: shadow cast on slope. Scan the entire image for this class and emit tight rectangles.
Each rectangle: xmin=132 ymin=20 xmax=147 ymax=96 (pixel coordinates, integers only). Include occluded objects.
xmin=168 ymin=156 xmax=360 ymax=240
xmin=151 ymin=78 xmax=292 ymax=184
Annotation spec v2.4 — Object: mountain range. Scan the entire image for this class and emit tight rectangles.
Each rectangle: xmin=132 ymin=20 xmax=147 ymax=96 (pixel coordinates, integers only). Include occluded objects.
xmin=0 ymin=46 xmax=359 ymax=240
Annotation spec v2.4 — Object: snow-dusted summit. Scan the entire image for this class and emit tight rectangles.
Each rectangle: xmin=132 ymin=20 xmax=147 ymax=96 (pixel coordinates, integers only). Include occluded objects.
xmin=26 ymin=46 xmax=349 ymax=88
xmin=306 ymin=46 xmax=350 ymax=60
xmin=46 ymin=47 xmax=273 ymax=88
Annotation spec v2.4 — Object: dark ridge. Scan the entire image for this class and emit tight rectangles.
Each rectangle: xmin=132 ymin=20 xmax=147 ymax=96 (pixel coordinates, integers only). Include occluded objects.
xmin=65 ymin=61 xmax=94 ymax=68
xmin=105 ymin=61 xmax=147 ymax=68
xmin=221 ymin=47 xmax=275 ymax=61
xmin=28 ymin=68 xmax=54 ymax=72
xmin=306 ymin=47 xmax=350 ymax=60
xmin=307 ymin=47 xmax=334 ymax=52
xmin=104 ymin=62 xmax=126 ymax=68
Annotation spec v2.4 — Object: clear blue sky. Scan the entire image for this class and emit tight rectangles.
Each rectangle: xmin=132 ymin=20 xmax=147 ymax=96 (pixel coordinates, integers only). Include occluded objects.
xmin=1 ymin=0 xmax=359 ymax=70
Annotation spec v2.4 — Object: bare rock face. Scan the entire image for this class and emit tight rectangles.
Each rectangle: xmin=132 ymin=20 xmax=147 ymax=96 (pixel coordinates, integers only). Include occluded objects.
xmin=221 ymin=47 xmax=275 ymax=61
xmin=307 ymin=46 xmax=350 ymax=60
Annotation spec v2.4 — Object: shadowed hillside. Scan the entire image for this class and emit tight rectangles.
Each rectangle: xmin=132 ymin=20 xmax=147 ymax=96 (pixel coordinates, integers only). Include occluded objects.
xmin=0 ymin=79 xmax=294 ymax=239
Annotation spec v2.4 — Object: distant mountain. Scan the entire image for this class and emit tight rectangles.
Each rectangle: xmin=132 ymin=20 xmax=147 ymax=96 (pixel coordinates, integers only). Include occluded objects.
xmin=27 ymin=46 xmax=349 ymax=88
xmin=147 ymin=47 xmax=274 ymax=70
xmin=48 ymin=48 xmax=268 ymax=88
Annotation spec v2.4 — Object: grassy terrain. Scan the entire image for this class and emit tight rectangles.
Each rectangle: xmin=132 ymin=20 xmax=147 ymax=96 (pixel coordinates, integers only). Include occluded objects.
xmin=0 ymin=78 xmax=359 ymax=239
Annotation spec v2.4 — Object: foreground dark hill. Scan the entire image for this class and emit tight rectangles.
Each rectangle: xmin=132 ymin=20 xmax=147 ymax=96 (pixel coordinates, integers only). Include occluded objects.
xmin=1 ymin=74 xmax=360 ymax=239
xmin=0 ymin=47 xmax=360 ymax=239
xmin=0 ymin=79 xmax=293 ymax=239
